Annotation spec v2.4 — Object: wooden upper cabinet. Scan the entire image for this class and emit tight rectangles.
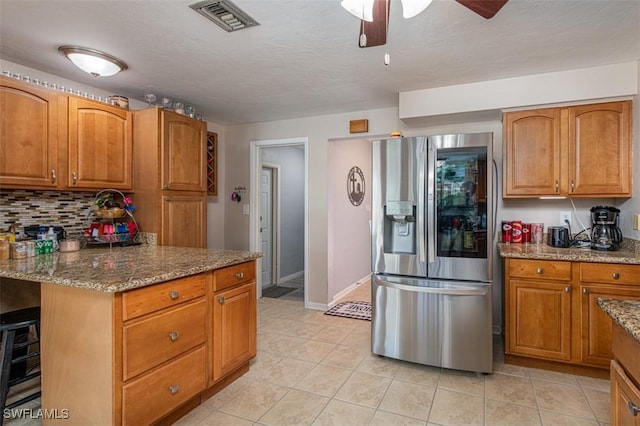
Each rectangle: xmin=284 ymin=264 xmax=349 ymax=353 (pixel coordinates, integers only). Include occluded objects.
xmin=503 ymin=107 xmax=562 ymax=197
xmin=162 ymin=112 xmax=206 ymax=192
xmin=0 ymin=77 xmax=62 ymax=188
xmin=503 ymin=100 xmax=632 ymax=198
xmin=68 ymin=97 xmax=133 ymax=190
xmin=568 ymin=101 xmax=632 ymax=196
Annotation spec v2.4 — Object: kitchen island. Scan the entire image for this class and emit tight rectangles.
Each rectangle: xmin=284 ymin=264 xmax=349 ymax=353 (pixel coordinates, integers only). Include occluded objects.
xmin=498 ymin=242 xmax=640 ymax=377
xmin=0 ymin=245 xmax=262 ymax=425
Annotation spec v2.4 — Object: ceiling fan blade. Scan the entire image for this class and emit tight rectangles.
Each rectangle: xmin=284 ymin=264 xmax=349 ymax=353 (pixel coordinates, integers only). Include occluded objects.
xmin=359 ymin=0 xmax=390 ymax=48
xmin=455 ymin=0 xmax=508 ymax=19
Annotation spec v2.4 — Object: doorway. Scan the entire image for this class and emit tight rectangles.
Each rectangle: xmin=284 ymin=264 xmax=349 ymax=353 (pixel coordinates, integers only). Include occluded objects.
xmin=250 ymin=137 xmax=309 ymax=306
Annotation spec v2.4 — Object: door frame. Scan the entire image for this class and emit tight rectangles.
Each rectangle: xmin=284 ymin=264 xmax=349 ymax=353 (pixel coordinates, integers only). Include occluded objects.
xmin=261 ymin=162 xmax=280 ymax=289
xmin=250 ymin=137 xmax=309 ymax=305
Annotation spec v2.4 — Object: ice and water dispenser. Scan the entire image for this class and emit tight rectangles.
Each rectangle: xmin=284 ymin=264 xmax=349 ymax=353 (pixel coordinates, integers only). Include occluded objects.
xmin=383 ymin=201 xmax=416 ymax=254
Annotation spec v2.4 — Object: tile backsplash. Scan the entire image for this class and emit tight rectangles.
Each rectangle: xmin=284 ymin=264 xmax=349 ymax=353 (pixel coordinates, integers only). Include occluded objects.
xmin=1 ymin=190 xmax=95 ymax=237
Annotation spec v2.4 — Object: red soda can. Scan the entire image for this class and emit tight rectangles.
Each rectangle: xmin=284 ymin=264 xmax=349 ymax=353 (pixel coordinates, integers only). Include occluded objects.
xmin=522 ymin=223 xmax=531 ymax=243
xmin=511 ymin=221 xmax=522 ymax=243
xmin=502 ymin=221 xmax=512 ymax=243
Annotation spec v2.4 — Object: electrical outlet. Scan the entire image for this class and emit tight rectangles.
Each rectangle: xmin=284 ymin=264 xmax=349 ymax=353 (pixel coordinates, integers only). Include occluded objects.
xmin=634 ymin=213 xmax=640 ymax=230
xmin=560 ymin=211 xmax=572 ymax=228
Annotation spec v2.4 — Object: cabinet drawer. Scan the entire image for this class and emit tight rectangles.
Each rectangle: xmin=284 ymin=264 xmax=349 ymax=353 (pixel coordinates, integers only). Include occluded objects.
xmin=580 ymin=263 xmax=640 ymax=285
xmin=123 ymin=299 xmax=206 ymax=381
xmin=613 ymin=323 xmax=640 ymax=385
xmin=122 ymin=346 xmax=206 ymax=426
xmin=122 ymin=273 xmax=206 ymax=320
xmin=508 ymin=259 xmax=572 ymax=281
xmin=213 ymin=261 xmax=256 ymax=292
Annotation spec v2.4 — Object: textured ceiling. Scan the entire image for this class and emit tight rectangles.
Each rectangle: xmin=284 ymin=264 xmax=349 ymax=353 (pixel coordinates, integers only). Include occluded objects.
xmin=1 ymin=0 xmax=638 ymax=125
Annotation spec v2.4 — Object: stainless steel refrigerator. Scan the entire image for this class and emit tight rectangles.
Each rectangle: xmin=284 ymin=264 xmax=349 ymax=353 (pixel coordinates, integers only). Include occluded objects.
xmin=371 ymin=133 xmax=493 ymax=373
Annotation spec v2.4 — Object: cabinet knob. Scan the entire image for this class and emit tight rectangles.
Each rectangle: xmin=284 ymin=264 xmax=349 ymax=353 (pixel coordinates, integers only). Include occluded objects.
xmin=168 ymin=331 xmax=180 ymax=342
xmin=217 ymin=296 xmax=225 ymax=304
xmin=629 ymin=401 xmax=640 ymax=417
xmin=72 ymin=172 xmax=77 ymax=185
xmin=564 ymin=286 xmax=571 ymax=293
xmin=164 ymin=196 xmax=172 ymax=202
xmin=554 ymin=180 xmax=559 ymax=193
xmin=235 ymin=272 xmax=244 ymax=279
xmin=169 ymin=290 xmax=179 ymax=300
xmin=582 ymin=288 xmax=589 ymax=294
xmin=536 ymin=268 xmax=543 ymax=274
xmin=51 ymin=169 xmax=56 ymax=184
xmin=612 ymin=272 xmax=620 ymax=280
xmin=168 ymin=384 xmax=180 ymax=395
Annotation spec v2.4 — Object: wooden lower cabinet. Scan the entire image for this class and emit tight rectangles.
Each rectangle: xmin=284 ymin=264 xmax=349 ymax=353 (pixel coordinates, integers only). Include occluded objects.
xmin=610 ymin=323 xmax=640 ymax=426
xmin=41 ymin=261 xmax=257 ymax=425
xmin=505 ymin=258 xmax=640 ymax=373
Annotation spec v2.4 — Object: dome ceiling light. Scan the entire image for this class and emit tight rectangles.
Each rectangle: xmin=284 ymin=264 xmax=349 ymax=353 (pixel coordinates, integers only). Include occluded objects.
xmin=58 ymin=45 xmax=128 ymax=77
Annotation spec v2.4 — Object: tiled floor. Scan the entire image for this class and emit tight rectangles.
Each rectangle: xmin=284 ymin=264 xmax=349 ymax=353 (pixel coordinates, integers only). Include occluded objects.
xmin=4 ymin=281 xmax=611 ymax=426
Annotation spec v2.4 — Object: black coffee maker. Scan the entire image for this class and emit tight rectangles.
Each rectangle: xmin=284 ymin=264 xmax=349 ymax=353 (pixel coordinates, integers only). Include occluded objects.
xmin=590 ymin=206 xmax=623 ymax=251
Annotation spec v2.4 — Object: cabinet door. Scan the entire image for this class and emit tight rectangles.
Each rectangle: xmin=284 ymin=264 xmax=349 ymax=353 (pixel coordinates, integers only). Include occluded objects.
xmin=68 ymin=97 xmax=133 ymax=190
xmin=610 ymin=360 xmax=640 ymax=426
xmin=161 ymin=194 xmax=206 ymax=248
xmin=568 ymin=101 xmax=632 ymax=197
xmin=507 ymin=279 xmax=572 ymax=360
xmin=0 ymin=77 xmax=61 ymax=188
xmin=211 ymin=281 xmax=256 ymax=383
xmin=503 ymin=108 xmax=563 ymax=197
xmin=581 ymin=284 xmax=640 ymax=367
xmin=162 ymin=112 xmax=206 ymax=192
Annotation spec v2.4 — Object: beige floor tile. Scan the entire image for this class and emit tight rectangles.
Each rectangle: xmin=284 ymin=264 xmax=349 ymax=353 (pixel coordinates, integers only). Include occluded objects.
xmin=492 ymin=361 xmax=531 ymax=378
xmin=339 ymin=327 xmax=371 ymax=348
xmin=197 ymin=409 xmax=254 ymax=425
xmin=394 ymin=363 xmax=441 ymax=388
xmin=321 ymin=344 xmax=369 ymax=370
xmin=260 ymin=334 xmax=307 ymax=358
xmin=310 ymin=324 xmax=353 ymax=344
xmin=428 ymin=388 xmax=484 ymax=426
xmin=485 ymin=372 xmax=537 ymax=407
xmin=485 ymin=399 xmax=542 ymax=426
xmin=259 ymin=389 xmax=329 ymax=426
xmin=334 ymin=371 xmax=392 ymax=408
xmin=378 ymin=380 xmax=436 ymax=420
xmin=539 ymin=410 xmax=600 ymax=426
xmin=290 ymin=339 xmax=336 ymax=363
xmin=529 ymin=368 xmax=579 ymax=386
xmin=356 ymin=353 xmax=402 ymax=378
xmin=294 ymin=364 xmax=353 ymax=397
xmin=216 ymin=380 xmax=289 ymax=421
xmin=202 ymin=375 xmax=251 ymax=409
xmin=437 ymin=369 xmax=486 ymax=397
xmin=577 ymin=375 xmax=611 ymax=393
xmin=583 ymin=388 xmax=610 ymax=422
xmin=248 ymin=356 xmax=316 ymax=387
xmin=369 ymin=410 xmax=427 ymax=426
xmin=533 ymin=380 xmax=595 ymax=419
xmin=311 ymin=399 xmax=375 ymax=426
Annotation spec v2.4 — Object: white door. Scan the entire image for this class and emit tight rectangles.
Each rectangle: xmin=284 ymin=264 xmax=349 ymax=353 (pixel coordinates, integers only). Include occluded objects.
xmin=260 ymin=167 xmax=274 ymax=288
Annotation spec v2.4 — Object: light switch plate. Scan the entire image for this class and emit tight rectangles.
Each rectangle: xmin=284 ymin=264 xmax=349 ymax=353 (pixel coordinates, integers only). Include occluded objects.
xmin=560 ymin=211 xmax=572 ymax=228
xmin=634 ymin=213 xmax=640 ymax=230
xmin=242 ymin=204 xmax=249 ymax=215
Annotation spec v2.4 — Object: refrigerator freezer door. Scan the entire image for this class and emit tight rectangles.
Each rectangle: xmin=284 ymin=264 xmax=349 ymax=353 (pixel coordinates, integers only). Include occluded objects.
xmin=371 ymin=274 xmax=493 ymax=373
xmin=372 ymin=137 xmax=427 ymax=277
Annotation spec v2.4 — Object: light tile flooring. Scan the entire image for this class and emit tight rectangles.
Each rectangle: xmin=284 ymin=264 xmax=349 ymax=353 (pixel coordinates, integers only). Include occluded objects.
xmin=4 ymin=282 xmax=611 ymax=426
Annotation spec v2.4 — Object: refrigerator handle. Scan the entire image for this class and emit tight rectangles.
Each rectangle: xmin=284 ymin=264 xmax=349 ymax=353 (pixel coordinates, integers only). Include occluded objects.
xmin=376 ymin=278 xmax=489 ymax=297
xmin=418 ymin=141 xmax=426 ymax=264
xmin=426 ymin=145 xmax=436 ymax=264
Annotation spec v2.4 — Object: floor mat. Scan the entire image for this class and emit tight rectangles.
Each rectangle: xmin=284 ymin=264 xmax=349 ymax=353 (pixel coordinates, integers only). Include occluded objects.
xmin=262 ymin=285 xmax=297 ymax=299
xmin=324 ymin=301 xmax=371 ymax=321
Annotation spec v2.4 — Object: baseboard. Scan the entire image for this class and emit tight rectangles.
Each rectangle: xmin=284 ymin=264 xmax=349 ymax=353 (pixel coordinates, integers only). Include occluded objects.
xmin=329 ymin=273 xmax=372 ymax=308
xmin=278 ymin=270 xmax=304 ymax=284
xmin=305 ymin=301 xmax=328 ymax=311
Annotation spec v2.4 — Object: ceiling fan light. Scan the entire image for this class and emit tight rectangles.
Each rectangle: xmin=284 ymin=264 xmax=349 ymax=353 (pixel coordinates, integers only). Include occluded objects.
xmin=341 ymin=0 xmax=375 ymax=22
xmin=58 ymin=46 xmax=128 ymax=77
xmin=401 ymin=0 xmax=433 ymax=19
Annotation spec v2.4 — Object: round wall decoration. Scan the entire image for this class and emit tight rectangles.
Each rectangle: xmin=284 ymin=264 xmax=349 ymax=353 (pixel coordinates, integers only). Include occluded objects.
xmin=347 ymin=166 xmax=365 ymax=206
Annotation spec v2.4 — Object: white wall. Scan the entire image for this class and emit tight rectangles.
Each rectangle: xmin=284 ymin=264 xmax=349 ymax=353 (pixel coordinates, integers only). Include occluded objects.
xmin=328 ymin=138 xmax=372 ymax=303
xmin=261 ymin=146 xmax=305 ymax=279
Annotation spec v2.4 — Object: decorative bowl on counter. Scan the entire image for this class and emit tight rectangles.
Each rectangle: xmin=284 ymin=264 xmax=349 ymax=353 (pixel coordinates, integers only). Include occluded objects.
xmin=93 ymin=207 xmax=126 ymax=218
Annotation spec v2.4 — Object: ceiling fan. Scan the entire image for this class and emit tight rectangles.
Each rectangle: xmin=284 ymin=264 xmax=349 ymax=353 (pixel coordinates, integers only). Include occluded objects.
xmin=348 ymin=0 xmax=509 ymax=48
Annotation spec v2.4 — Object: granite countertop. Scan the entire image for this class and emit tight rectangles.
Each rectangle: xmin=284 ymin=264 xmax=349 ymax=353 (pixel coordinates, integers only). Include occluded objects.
xmin=0 ymin=245 xmax=262 ymax=292
xmin=597 ymin=298 xmax=640 ymax=344
xmin=498 ymin=243 xmax=640 ymax=265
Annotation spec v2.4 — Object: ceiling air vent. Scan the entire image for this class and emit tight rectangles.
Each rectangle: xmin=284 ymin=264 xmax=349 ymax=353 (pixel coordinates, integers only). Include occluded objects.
xmin=189 ymin=0 xmax=259 ymax=32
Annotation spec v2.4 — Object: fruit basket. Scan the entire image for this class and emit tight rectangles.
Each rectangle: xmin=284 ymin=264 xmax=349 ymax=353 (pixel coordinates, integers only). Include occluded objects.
xmin=84 ymin=189 xmax=140 ymax=247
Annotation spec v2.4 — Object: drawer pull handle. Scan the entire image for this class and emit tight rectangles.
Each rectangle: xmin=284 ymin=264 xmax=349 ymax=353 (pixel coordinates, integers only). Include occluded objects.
xmin=51 ymin=169 xmax=56 ymax=183
xmin=536 ymin=268 xmax=543 ymax=274
xmin=169 ymin=384 xmax=180 ymax=395
xmin=570 ymin=180 xmax=575 ymax=192
xmin=168 ymin=331 xmax=180 ymax=341
xmin=629 ymin=401 xmax=640 ymax=417
xmin=218 ymin=296 xmax=225 ymax=304
xmin=564 ymin=286 xmax=571 ymax=293
xmin=235 ymin=272 xmax=244 ymax=279
xmin=612 ymin=272 xmax=620 ymax=280
xmin=72 ymin=172 xmax=77 ymax=185
xmin=169 ymin=291 xmax=179 ymax=300
xmin=582 ymin=288 xmax=589 ymax=295
xmin=554 ymin=180 xmax=559 ymax=193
